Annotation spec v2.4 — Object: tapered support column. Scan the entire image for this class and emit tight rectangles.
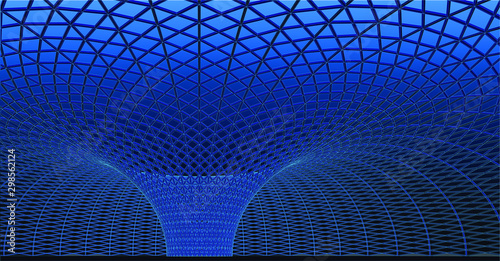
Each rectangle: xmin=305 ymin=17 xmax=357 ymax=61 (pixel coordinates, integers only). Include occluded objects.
xmin=131 ymin=173 xmax=268 ymax=256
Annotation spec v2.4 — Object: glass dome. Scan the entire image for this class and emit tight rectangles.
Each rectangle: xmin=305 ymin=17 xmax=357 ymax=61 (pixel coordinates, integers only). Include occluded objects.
xmin=1 ymin=0 xmax=498 ymax=257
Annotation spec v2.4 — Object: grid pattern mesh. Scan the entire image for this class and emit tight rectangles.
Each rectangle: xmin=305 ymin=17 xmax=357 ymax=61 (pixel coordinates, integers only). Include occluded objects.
xmin=1 ymin=0 xmax=499 ymax=257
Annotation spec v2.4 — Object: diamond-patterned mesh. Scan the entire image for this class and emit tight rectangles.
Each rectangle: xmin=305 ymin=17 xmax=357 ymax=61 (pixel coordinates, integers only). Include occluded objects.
xmin=1 ymin=0 xmax=499 ymax=257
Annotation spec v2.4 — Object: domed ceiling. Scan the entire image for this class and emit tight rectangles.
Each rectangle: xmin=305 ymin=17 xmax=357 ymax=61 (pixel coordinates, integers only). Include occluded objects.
xmin=1 ymin=0 xmax=499 ymax=257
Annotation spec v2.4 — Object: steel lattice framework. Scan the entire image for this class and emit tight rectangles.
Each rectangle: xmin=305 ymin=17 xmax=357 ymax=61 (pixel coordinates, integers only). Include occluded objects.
xmin=1 ymin=0 xmax=499 ymax=257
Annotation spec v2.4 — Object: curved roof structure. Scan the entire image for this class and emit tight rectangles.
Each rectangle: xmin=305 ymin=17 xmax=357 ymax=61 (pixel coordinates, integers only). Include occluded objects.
xmin=1 ymin=0 xmax=499 ymax=257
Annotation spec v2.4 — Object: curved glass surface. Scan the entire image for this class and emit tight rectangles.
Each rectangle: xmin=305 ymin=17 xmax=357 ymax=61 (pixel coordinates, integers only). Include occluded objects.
xmin=1 ymin=0 xmax=499 ymax=257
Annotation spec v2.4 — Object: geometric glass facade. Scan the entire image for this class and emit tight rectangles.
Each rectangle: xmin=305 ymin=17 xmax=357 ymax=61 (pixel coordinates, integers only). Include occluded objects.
xmin=1 ymin=0 xmax=499 ymax=256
